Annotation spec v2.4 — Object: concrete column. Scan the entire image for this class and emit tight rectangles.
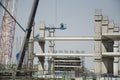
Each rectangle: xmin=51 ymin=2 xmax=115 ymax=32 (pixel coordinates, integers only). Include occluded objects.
xmin=101 ymin=16 xmax=108 ymax=34
xmin=101 ymin=16 xmax=114 ymax=74
xmin=113 ymin=41 xmax=119 ymax=75
xmin=48 ymin=29 xmax=55 ymax=54
xmin=94 ymin=12 xmax=102 ymax=74
xmin=38 ymin=22 xmax=45 ymax=71
xmin=108 ymin=22 xmax=114 ymax=33
xmin=48 ymin=28 xmax=55 ymax=74
xmin=101 ymin=16 xmax=109 ymax=74
xmin=28 ymin=22 xmax=34 ymax=76
xmin=108 ymin=22 xmax=114 ymax=73
xmin=113 ymin=26 xmax=119 ymax=76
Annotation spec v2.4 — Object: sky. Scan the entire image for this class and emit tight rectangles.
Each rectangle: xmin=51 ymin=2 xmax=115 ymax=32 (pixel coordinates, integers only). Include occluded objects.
xmin=12 ymin=0 xmax=120 ymax=70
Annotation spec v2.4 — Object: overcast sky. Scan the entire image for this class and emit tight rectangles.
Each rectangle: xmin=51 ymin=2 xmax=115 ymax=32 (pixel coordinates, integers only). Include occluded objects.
xmin=13 ymin=0 xmax=120 ymax=70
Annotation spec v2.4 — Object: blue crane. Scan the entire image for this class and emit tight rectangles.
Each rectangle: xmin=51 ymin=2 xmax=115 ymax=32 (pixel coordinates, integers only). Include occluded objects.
xmin=45 ymin=23 xmax=67 ymax=30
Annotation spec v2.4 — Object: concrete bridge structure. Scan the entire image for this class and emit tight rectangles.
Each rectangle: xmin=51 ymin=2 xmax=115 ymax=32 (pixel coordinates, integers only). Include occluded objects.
xmin=35 ymin=11 xmax=120 ymax=79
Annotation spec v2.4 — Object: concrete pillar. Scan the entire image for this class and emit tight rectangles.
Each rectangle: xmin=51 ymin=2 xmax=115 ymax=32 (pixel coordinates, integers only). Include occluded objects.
xmin=48 ymin=28 xmax=55 ymax=74
xmin=38 ymin=22 xmax=45 ymax=71
xmin=101 ymin=16 xmax=114 ymax=74
xmin=108 ymin=22 xmax=114 ymax=33
xmin=113 ymin=41 xmax=119 ymax=75
xmin=94 ymin=11 xmax=102 ymax=74
xmin=28 ymin=22 xmax=34 ymax=76
xmin=113 ymin=25 xmax=119 ymax=76
xmin=101 ymin=16 xmax=108 ymax=34
xmin=101 ymin=16 xmax=109 ymax=74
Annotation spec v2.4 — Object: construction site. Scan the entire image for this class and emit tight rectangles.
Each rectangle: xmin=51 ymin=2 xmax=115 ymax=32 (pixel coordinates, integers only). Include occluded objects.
xmin=0 ymin=0 xmax=120 ymax=80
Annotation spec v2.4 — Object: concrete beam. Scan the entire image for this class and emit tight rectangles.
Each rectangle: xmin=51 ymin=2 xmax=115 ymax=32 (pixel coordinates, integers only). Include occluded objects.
xmin=35 ymin=52 xmax=120 ymax=57
xmin=102 ymin=52 xmax=120 ymax=57
xmin=54 ymin=65 xmax=80 ymax=68
xmin=35 ymin=36 xmax=101 ymax=41
xmin=102 ymin=33 xmax=120 ymax=40
xmin=35 ymin=53 xmax=94 ymax=57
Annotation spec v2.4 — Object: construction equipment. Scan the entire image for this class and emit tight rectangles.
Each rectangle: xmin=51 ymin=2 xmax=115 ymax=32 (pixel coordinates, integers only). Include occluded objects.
xmin=15 ymin=0 xmax=39 ymax=76
xmin=0 ymin=0 xmax=17 ymax=66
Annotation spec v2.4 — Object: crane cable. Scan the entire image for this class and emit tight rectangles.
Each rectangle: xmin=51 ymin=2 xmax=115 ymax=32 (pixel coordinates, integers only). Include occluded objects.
xmin=0 ymin=1 xmax=25 ymax=32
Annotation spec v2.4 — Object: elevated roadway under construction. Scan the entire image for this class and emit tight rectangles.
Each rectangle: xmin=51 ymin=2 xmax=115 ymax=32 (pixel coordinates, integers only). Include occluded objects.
xmin=0 ymin=0 xmax=120 ymax=80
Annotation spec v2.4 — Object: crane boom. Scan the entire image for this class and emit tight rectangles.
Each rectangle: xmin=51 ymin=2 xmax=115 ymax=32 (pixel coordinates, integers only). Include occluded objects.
xmin=15 ymin=0 xmax=39 ymax=76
